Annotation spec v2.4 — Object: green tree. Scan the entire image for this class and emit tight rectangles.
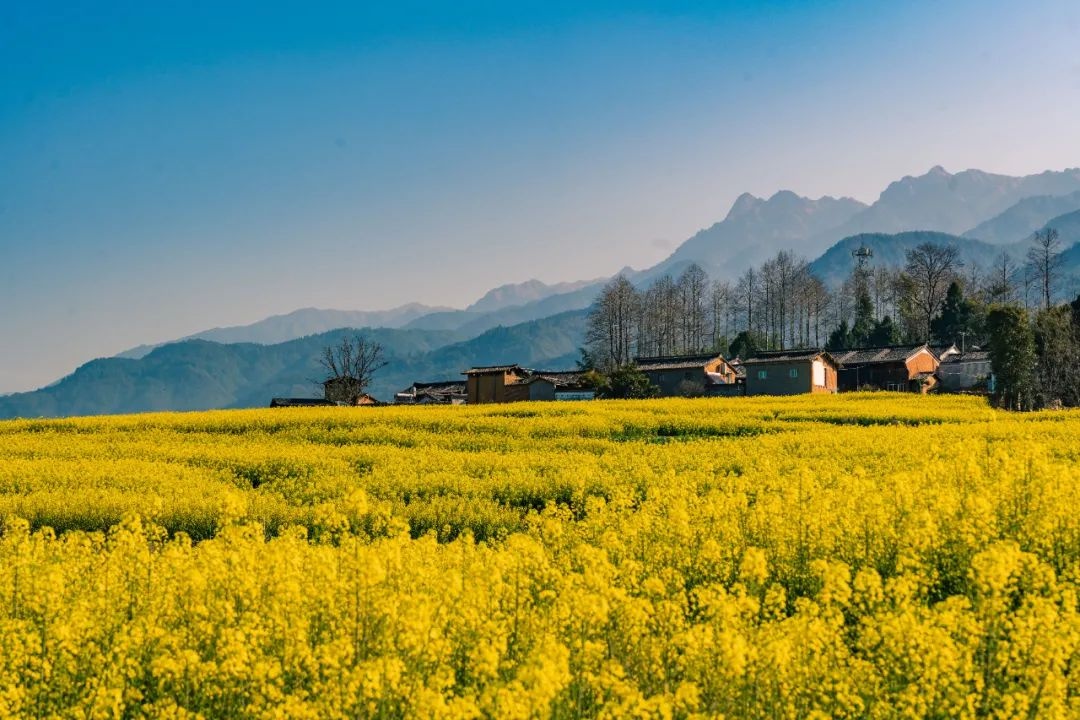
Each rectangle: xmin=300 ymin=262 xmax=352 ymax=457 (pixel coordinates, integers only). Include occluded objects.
xmin=728 ymin=330 xmax=765 ymax=360
xmin=596 ymin=365 xmax=659 ymax=400
xmin=986 ymin=305 xmax=1037 ymax=411
xmin=867 ymin=316 xmax=898 ymax=347
xmin=1034 ymin=306 xmax=1080 ymax=408
xmin=826 ymin=320 xmax=851 ymax=350
xmin=931 ymin=281 xmax=984 ymax=349
xmin=850 ymin=282 xmax=875 ymax=347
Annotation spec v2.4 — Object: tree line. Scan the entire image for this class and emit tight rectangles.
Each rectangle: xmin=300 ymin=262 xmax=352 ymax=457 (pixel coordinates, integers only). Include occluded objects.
xmin=586 ymin=227 xmax=1079 ymax=409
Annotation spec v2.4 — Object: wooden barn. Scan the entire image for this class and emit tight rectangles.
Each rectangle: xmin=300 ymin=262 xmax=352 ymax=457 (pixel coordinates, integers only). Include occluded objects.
xmin=742 ymin=350 xmax=838 ymax=396
xmin=462 ymin=365 xmax=529 ymax=404
xmin=833 ymin=344 xmax=939 ymax=393
xmin=519 ymin=371 xmax=596 ymax=401
xmin=395 ymin=380 xmax=468 ymax=405
xmin=633 ymin=353 xmax=738 ymax=397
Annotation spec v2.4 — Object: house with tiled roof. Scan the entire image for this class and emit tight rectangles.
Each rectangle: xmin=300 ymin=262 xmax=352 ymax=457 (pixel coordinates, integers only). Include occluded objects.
xmin=520 ymin=370 xmax=596 ymax=401
xmin=633 ymin=352 xmax=737 ymax=397
xmin=937 ymin=350 xmax=994 ymax=393
xmin=833 ymin=344 xmax=939 ymax=393
xmin=741 ymin=349 xmax=838 ymax=395
xmin=394 ymin=380 xmax=467 ymax=405
xmin=461 ymin=365 xmax=596 ymax=403
xmin=462 ymin=365 xmax=529 ymax=404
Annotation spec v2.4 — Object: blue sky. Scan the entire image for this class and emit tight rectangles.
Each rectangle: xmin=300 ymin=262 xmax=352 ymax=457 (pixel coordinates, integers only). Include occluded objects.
xmin=2 ymin=1 xmax=1080 ymax=392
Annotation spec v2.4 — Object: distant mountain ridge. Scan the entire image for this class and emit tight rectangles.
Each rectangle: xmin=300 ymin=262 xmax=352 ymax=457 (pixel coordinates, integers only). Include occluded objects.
xmin=650 ymin=166 xmax=1080 ymax=281
xmin=654 ymin=190 xmax=866 ymax=279
xmin=117 ymin=303 xmax=451 ymax=359
xmin=963 ymin=191 xmax=1080 ymax=244
xmin=0 ymin=312 xmax=586 ymax=419
xmin=466 ymin=278 xmax=604 ymax=313
xmin=118 ymin=280 xmax=606 ymax=360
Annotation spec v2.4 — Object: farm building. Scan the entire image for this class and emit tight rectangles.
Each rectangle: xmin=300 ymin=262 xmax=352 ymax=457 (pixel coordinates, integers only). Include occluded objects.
xmin=833 ymin=344 xmax=939 ymax=393
xmin=742 ymin=350 xmax=838 ymax=396
xmin=937 ymin=350 xmax=994 ymax=393
xmin=931 ymin=344 xmax=961 ymax=362
xmin=463 ymin=365 xmax=530 ymax=404
xmin=394 ymin=380 xmax=467 ymax=405
xmin=519 ymin=371 xmax=596 ymax=401
xmin=634 ymin=353 xmax=738 ymax=397
xmin=462 ymin=366 xmax=596 ymax=403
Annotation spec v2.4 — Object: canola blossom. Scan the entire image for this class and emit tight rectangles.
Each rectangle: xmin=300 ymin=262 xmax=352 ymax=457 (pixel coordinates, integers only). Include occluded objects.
xmin=1 ymin=394 xmax=1080 ymax=718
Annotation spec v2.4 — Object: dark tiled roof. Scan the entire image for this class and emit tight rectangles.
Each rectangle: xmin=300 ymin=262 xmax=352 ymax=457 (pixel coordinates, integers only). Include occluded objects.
xmin=522 ymin=370 xmax=589 ymax=388
xmin=463 ymin=364 xmax=525 ymax=375
xmin=634 ymin=353 xmax=726 ymax=371
xmin=270 ymin=398 xmax=336 ymax=407
xmin=742 ymin=349 xmax=832 ymax=365
xmin=833 ymin=345 xmax=932 ymax=366
xmin=411 ymin=380 xmax=466 ymax=392
xmin=930 ymin=344 xmax=959 ymax=359
xmin=941 ymin=350 xmax=991 ymax=364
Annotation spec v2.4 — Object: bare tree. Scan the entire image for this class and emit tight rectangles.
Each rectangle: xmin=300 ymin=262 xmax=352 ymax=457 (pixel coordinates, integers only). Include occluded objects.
xmin=989 ymin=251 xmax=1016 ymax=305
xmin=320 ymin=334 xmax=387 ymax=403
xmin=904 ymin=242 xmax=961 ymax=342
xmin=1027 ymin=228 xmax=1063 ymax=311
xmin=586 ymin=275 xmax=641 ymax=369
xmin=735 ymin=268 xmax=756 ymax=337
xmin=677 ymin=263 xmax=710 ymax=353
xmin=709 ymin=279 xmax=733 ymax=350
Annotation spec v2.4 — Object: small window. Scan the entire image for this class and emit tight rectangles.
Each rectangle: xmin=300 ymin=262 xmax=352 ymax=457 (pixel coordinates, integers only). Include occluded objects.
xmin=788 ymin=368 xmax=798 ymax=378
xmin=757 ymin=369 xmax=768 ymax=380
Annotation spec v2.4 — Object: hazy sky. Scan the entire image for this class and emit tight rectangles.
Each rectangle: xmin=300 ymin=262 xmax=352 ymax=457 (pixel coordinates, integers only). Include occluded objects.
xmin=3 ymin=1 xmax=1080 ymax=392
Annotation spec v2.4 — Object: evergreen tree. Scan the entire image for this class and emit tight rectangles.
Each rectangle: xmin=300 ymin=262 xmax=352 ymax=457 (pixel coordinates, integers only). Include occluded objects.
xmin=867 ymin=316 xmax=898 ymax=347
xmin=1034 ymin=306 xmax=1080 ymax=408
xmin=826 ymin=320 xmax=851 ymax=350
xmin=931 ymin=280 xmax=987 ymax=350
xmin=728 ymin=330 xmax=764 ymax=360
xmin=596 ymin=365 xmax=660 ymax=399
xmin=850 ymin=283 xmax=875 ymax=347
xmin=986 ymin=305 xmax=1037 ymax=411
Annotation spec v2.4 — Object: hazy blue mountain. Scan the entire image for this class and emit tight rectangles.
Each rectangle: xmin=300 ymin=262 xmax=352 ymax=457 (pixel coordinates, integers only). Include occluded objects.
xmin=807 ymin=231 xmax=1031 ymax=287
xmin=649 ymin=166 xmax=1080 ymax=282
xmin=405 ymin=282 xmax=605 ymax=335
xmin=466 ymin=278 xmax=603 ymax=314
xmin=826 ymin=166 xmax=1080 ymax=241
xmin=963 ymin=191 xmax=1080 ymax=244
xmin=117 ymin=304 xmax=451 ymax=359
xmin=0 ymin=312 xmax=586 ymax=419
xmin=1041 ymin=209 xmax=1080 ymax=245
xmin=653 ymin=190 xmax=866 ymax=278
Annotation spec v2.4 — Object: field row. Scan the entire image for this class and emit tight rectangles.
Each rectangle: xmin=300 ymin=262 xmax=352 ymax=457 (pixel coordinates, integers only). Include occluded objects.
xmin=2 ymin=395 xmax=1080 ymax=717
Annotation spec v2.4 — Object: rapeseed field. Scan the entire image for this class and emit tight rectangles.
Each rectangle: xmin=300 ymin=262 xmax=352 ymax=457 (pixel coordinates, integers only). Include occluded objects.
xmin=2 ymin=394 xmax=1080 ymax=718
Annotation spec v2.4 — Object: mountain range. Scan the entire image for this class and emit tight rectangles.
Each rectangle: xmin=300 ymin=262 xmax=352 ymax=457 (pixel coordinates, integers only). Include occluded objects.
xmin=0 ymin=312 xmax=586 ymax=418
xmin=6 ymin=165 xmax=1080 ymax=419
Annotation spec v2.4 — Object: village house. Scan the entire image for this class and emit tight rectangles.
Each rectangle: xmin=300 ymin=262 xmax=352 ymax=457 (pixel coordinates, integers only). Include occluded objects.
xmin=937 ymin=350 xmax=994 ymax=393
xmin=462 ymin=365 xmax=530 ymax=404
xmin=394 ymin=380 xmax=467 ymax=405
xmin=931 ymin=344 xmax=961 ymax=362
xmin=519 ymin=371 xmax=596 ymax=401
xmin=833 ymin=344 xmax=939 ymax=393
xmin=462 ymin=366 xmax=597 ymax=404
xmin=742 ymin=350 xmax=838 ymax=396
xmin=633 ymin=353 xmax=738 ymax=397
